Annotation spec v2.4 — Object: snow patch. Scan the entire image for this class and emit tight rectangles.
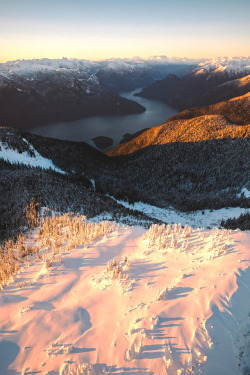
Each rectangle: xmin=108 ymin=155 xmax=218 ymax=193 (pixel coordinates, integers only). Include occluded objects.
xmin=108 ymin=196 xmax=250 ymax=228
xmin=0 ymin=141 xmax=65 ymax=174
xmin=90 ymin=179 xmax=95 ymax=190
xmin=238 ymin=187 xmax=250 ymax=198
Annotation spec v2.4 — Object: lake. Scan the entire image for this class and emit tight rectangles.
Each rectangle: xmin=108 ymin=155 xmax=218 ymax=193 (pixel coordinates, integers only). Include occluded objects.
xmin=29 ymin=89 xmax=178 ymax=150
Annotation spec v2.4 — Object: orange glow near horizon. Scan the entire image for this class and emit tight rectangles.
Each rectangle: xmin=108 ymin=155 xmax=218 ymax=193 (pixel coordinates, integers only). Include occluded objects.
xmin=1 ymin=34 xmax=250 ymax=63
xmin=1 ymin=0 xmax=249 ymax=63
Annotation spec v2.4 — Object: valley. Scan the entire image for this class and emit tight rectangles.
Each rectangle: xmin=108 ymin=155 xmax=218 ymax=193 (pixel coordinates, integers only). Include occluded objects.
xmin=28 ymin=89 xmax=177 ymax=150
xmin=0 ymin=55 xmax=249 ymax=375
xmin=0 ymin=57 xmax=194 ymax=131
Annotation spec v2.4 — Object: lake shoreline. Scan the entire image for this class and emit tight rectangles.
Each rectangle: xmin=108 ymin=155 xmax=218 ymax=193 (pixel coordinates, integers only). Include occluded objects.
xmin=28 ymin=89 xmax=178 ymax=150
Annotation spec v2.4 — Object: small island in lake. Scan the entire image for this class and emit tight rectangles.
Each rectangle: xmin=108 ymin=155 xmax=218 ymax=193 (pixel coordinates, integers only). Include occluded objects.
xmin=92 ymin=136 xmax=114 ymax=149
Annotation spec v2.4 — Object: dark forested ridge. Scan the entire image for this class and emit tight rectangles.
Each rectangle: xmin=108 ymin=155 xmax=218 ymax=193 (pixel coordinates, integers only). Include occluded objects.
xmin=0 ymin=78 xmax=145 ymax=129
xmin=0 ymin=113 xmax=249 ymax=240
xmin=221 ymin=212 xmax=250 ymax=231
xmin=0 ymin=159 xmax=161 ymax=241
xmin=104 ymin=98 xmax=249 ymax=216
xmin=104 ymin=138 xmax=250 ymax=211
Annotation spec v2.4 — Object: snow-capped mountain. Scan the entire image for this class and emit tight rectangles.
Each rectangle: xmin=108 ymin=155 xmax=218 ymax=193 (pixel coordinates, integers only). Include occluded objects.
xmin=0 ymin=60 xmax=148 ymax=129
xmin=195 ymin=56 xmax=250 ymax=76
xmin=0 ymin=56 xmax=249 ymax=375
xmin=0 ymin=55 xmax=249 ymax=128
xmin=0 ymin=56 xmax=201 ymax=129
xmin=136 ymin=56 xmax=250 ymax=110
xmin=0 ymin=56 xmax=203 ymax=75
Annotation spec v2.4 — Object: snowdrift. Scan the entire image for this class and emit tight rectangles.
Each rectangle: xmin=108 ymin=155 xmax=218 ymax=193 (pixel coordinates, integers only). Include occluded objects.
xmin=0 ymin=220 xmax=250 ymax=375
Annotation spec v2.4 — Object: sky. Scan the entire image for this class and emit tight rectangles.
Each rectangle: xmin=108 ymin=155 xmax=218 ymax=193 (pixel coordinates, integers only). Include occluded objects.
xmin=0 ymin=0 xmax=249 ymax=62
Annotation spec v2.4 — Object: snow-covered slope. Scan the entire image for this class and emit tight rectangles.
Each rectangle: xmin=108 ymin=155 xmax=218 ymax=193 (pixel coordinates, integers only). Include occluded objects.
xmin=0 ymin=128 xmax=65 ymax=173
xmin=0 ymin=220 xmax=250 ymax=375
xmin=109 ymin=198 xmax=250 ymax=229
xmin=195 ymin=56 xmax=250 ymax=77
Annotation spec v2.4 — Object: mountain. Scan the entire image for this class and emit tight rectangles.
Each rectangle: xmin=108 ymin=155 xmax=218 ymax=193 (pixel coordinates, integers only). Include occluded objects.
xmin=0 ymin=63 xmax=145 ymax=129
xmin=0 ymin=127 xmax=162 ymax=241
xmin=196 ymin=56 xmax=250 ymax=76
xmin=0 ymin=58 xmax=250 ymax=375
xmin=1 ymin=88 xmax=249 ymax=241
xmin=2 ymin=56 xmax=248 ymax=130
xmin=135 ymin=57 xmax=250 ymax=110
xmin=166 ymin=92 xmax=250 ymax=125
xmin=104 ymin=110 xmax=249 ymax=212
xmin=0 ymin=57 xmax=201 ymax=129
xmin=96 ymin=58 xmax=198 ymax=91
xmin=107 ymin=113 xmax=250 ymax=156
xmin=105 ymin=137 xmax=249 ymax=212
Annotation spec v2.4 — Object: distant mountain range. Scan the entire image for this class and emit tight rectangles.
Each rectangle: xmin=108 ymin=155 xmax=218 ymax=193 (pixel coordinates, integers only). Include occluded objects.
xmin=0 ymin=57 xmax=198 ymax=129
xmin=1 ymin=56 xmax=249 ymax=129
xmin=135 ymin=57 xmax=250 ymax=110
xmin=0 ymin=61 xmax=145 ymax=130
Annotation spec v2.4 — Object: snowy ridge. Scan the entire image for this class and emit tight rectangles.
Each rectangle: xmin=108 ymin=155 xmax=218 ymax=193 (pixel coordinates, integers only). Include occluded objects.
xmin=237 ymin=187 xmax=250 ymax=199
xmin=196 ymin=56 xmax=250 ymax=76
xmin=0 ymin=137 xmax=65 ymax=174
xmin=0 ymin=56 xmax=203 ymax=75
xmin=0 ymin=58 xmax=93 ymax=75
xmin=0 ymin=56 xmax=248 ymax=76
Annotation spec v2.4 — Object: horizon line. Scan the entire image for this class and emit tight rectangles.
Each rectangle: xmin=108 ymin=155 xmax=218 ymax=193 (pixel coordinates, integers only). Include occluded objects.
xmin=1 ymin=54 xmax=250 ymax=64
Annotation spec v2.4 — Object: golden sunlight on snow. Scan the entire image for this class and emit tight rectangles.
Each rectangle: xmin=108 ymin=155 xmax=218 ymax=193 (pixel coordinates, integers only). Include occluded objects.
xmin=0 ymin=217 xmax=250 ymax=375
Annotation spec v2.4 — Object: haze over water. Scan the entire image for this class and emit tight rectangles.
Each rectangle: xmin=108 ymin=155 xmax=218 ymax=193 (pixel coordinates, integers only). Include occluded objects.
xmin=29 ymin=90 xmax=178 ymax=149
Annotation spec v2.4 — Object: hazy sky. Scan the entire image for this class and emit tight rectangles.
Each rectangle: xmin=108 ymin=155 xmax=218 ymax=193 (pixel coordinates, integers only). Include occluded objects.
xmin=0 ymin=0 xmax=249 ymax=62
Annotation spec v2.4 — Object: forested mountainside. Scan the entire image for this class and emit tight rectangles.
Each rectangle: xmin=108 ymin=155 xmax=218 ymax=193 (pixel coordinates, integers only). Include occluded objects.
xmin=104 ymin=137 xmax=249 ymax=211
xmin=107 ymin=114 xmax=250 ymax=156
xmin=135 ymin=58 xmax=250 ymax=110
xmin=104 ymin=101 xmax=249 ymax=213
xmin=0 ymin=72 xmax=145 ymax=130
xmin=166 ymin=92 xmax=250 ymax=125
xmin=0 ymin=160 xmax=161 ymax=242
xmin=0 ymin=128 xmax=162 ymax=241
xmin=1 ymin=109 xmax=249 ymax=241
